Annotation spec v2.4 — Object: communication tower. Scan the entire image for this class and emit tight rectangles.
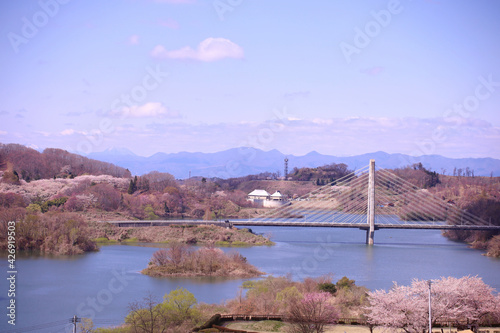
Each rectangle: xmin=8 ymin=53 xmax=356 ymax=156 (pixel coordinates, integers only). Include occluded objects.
xmin=284 ymin=157 xmax=289 ymax=180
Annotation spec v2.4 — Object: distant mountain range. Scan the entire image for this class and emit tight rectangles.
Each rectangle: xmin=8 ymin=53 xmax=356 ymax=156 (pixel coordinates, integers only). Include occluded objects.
xmin=87 ymin=148 xmax=500 ymax=179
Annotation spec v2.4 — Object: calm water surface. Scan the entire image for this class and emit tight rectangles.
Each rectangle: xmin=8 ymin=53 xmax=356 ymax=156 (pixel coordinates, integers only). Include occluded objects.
xmin=1 ymin=227 xmax=499 ymax=332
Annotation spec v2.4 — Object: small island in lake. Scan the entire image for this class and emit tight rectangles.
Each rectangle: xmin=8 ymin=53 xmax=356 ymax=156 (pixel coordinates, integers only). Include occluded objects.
xmin=142 ymin=243 xmax=264 ymax=278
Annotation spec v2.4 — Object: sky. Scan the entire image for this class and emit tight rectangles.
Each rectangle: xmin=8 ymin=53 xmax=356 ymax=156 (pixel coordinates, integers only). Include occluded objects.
xmin=1 ymin=0 xmax=500 ymax=159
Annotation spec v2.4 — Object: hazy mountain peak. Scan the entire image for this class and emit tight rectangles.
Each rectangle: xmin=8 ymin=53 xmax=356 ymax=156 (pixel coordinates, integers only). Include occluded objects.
xmin=86 ymin=147 xmax=500 ymax=179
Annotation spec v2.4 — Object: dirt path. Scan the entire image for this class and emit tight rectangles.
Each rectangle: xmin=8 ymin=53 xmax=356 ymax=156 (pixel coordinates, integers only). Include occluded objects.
xmin=226 ymin=322 xmax=376 ymax=333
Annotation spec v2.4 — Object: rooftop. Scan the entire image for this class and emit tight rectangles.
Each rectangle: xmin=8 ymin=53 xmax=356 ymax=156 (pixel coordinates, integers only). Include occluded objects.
xmin=248 ymin=189 xmax=270 ymax=197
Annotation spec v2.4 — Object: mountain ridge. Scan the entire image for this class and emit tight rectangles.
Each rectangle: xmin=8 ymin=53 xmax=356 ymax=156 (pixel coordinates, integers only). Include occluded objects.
xmin=87 ymin=147 xmax=500 ymax=179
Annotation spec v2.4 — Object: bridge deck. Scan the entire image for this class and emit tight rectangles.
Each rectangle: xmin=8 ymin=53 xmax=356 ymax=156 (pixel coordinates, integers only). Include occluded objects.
xmin=101 ymin=219 xmax=500 ymax=231
xmin=231 ymin=221 xmax=500 ymax=230
xmin=101 ymin=220 xmax=231 ymax=228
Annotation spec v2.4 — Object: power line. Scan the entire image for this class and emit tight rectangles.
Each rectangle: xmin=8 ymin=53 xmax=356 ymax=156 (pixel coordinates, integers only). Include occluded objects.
xmin=3 ymin=319 xmax=69 ymax=333
xmin=3 ymin=317 xmax=123 ymax=333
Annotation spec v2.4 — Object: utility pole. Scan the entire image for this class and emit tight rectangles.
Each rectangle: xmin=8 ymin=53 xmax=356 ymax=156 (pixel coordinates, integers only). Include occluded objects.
xmin=428 ymin=280 xmax=432 ymax=333
xmin=70 ymin=315 xmax=81 ymax=333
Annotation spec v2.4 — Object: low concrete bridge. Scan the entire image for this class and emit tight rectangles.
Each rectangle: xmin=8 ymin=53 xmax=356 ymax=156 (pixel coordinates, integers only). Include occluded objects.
xmin=101 ymin=220 xmax=231 ymax=228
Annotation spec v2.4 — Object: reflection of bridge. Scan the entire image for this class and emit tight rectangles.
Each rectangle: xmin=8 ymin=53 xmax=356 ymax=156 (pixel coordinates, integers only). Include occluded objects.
xmin=232 ymin=160 xmax=500 ymax=244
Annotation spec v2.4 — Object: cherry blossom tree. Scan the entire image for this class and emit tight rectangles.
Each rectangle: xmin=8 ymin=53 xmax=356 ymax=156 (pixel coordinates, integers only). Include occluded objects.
xmin=419 ymin=276 xmax=500 ymax=326
xmin=366 ymin=283 xmax=427 ymax=333
xmin=366 ymin=276 xmax=500 ymax=333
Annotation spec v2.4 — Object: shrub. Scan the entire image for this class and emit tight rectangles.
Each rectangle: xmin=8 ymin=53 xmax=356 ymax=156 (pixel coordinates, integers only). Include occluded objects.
xmin=0 ymin=211 xmax=97 ymax=255
xmin=0 ymin=192 xmax=26 ymax=208
xmin=486 ymin=235 xmax=500 ymax=257
xmin=318 ymin=282 xmax=337 ymax=295
xmin=89 ymin=183 xmax=120 ymax=211
xmin=26 ymin=203 xmax=42 ymax=214
xmin=151 ymin=242 xmax=189 ymax=266
xmin=287 ymin=292 xmax=339 ymax=333
xmin=336 ymin=276 xmax=355 ymax=290
xmin=144 ymin=245 xmax=262 ymax=278
xmin=126 ymin=289 xmax=202 ymax=332
xmin=2 ymin=171 xmax=20 ymax=184
xmin=40 ymin=196 xmax=68 ymax=213
xmin=144 ymin=204 xmax=159 ymax=220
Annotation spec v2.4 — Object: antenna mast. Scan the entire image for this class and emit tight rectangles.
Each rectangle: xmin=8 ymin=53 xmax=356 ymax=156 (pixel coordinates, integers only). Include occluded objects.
xmin=284 ymin=157 xmax=289 ymax=181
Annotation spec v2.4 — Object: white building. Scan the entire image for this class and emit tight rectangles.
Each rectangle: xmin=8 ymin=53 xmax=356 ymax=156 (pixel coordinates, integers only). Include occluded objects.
xmin=247 ymin=189 xmax=286 ymax=208
xmin=270 ymin=191 xmax=284 ymax=201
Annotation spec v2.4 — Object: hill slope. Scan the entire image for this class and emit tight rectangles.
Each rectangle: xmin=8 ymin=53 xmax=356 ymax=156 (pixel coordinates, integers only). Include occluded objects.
xmin=0 ymin=143 xmax=131 ymax=181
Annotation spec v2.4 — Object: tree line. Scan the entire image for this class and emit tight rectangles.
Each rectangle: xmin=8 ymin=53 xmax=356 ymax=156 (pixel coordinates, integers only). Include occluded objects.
xmin=0 ymin=143 xmax=131 ymax=181
xmin=80 ymin=274 xmax=500 ymax=333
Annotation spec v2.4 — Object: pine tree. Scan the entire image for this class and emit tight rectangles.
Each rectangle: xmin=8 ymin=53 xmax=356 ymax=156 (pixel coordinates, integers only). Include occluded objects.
xmin=128 ymin=176 xmax=138 ymax=194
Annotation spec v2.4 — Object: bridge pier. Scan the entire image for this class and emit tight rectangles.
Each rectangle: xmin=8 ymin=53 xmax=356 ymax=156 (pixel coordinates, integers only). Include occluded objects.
xmin=366 ymin=159 xmax=376 ymax=245
xmin=366 ymin=228 xmax=375 ymax=245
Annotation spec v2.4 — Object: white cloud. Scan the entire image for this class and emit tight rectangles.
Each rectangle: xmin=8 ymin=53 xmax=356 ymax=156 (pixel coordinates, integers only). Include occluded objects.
xmin=60 ymin=129 xmax=88 ymax=136
xmin=0 ymin=130 xmax=7 ymax=135
xmin=16 ymin=116 xmax=500 ymax=160
xmin=151 ymin=38 xmax=244 ymax=62
xmin=111 ymin=102 xmax=178 ymax=118
xmin=61 ymin=129 xmax=75 ymax=136
xmin=128 ymin=34 xmax=139 ymax=45
xmin=158 ymin=18 xmax=179 ymax=29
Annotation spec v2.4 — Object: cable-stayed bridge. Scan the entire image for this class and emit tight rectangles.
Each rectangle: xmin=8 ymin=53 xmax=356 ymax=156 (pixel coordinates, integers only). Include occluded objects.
xmin=231 ymin=160 xmax=500 ymax=244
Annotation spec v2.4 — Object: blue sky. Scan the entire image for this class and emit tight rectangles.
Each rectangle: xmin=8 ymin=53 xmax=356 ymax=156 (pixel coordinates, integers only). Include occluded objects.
xmin=1 ymin=0 xmax=499 ymax=158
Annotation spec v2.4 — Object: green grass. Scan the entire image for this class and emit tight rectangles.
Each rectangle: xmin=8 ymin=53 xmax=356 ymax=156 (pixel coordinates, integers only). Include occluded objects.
xmin=239 ymin=320 xmax=285 ymax=332
xmin=169 ymin=224 xmax=196 ymax=228
xmin=95 ymin=327 xmax=129 ymax=333
xmin=121 ymin=237 xmax=139 ymax=243
xmin=231 ymin=241 xmax=250 ymax=247
xmin=93 ymin=237 xmax=118 ymax=244
xmin=214 ymin=240 xmax=253 ymax=247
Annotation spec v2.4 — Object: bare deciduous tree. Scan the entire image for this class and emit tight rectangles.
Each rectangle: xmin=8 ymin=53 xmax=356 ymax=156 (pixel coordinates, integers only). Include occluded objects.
xmin=287 ymin=292 xmax=339 ymax=333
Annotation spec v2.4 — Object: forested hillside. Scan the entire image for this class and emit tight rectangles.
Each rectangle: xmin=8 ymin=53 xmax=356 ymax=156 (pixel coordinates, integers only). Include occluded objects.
xmin=0 ymin=143 xmax=131 ymax=181
xmin=288 ymin=162 xmax=353 ymax=184
xmin=389 ymin=163 xmax=500 ymax=256
xmin=0 ymin=147 xmax=499 ymax=257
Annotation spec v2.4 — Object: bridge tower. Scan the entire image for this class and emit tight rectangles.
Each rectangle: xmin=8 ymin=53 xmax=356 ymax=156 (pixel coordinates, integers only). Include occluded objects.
xmin=366 ymin=159 xmax=376 ymax=245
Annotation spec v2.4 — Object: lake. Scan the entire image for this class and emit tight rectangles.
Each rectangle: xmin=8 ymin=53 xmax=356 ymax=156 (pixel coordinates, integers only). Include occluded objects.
xmin=1 ymin=226 xmax=499 ymax=332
